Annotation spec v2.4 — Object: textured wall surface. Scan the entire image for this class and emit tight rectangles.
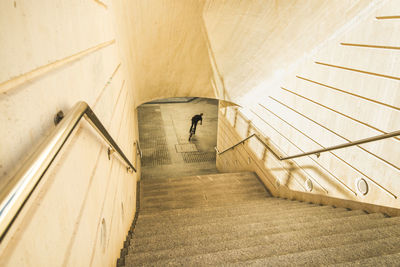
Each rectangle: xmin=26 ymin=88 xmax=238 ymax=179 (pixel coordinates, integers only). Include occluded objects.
xmin=0 ymin=0 xmax=138 ymax=266
xmin=113 ymin=0 xmax=217 ymax=106
xmin=109 ymin=0 xmax=377 ymax=105
xmin=203 ymin=0 xmax=375 ymax=102
xmin=1 ymin=0 xmax=400 ymax=265
xmin=215 ymin=0 xmax=400 ymax=209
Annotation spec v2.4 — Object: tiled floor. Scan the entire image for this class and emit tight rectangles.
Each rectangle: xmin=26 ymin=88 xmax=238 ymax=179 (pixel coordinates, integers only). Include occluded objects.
xmin=138 ymin=98 xmax=219 ymax=179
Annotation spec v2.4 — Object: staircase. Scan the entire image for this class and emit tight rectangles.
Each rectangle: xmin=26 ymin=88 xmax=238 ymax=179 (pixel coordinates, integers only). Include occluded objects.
xmin=117 ymin=172 xmax=400 ymax=266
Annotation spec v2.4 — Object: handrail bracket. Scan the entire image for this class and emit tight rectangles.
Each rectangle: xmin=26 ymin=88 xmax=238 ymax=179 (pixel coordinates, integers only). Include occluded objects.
xmin=108 ymin=147 xmax=115 ymax=160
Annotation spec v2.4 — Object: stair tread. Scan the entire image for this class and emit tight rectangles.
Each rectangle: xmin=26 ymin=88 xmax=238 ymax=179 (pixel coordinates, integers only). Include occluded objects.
xmin=136 ymin=206 xmax=350 ymax=236
xmin=234 ymin=235 xmax=400 ymax=266
xmin=332 ymin=252 xmax=400 ymax=266
xmin=141 ymin=172 xmax=258 ymax=188
xmin=139 ymin=198 xmax=316 ymax=217
xmin=142 ymin=183 xmax=267 ymax=199
xmin=141 ymin=187 xmax=269 ymax=204
xmin=134 ymin=206 xmax=351 ymax=234
xmin=130 ymin=213 xmax=386 ymax=252
xmin=126 ymin=235 xmax=400 ymax=266
xmin=119 ymin=171 xmax=400 ymax=267
xmin=141 ymin=194 xmax=271 ymax=211
xmin=139 ymin=201 xmax=320 ymax=223
xmin=141 ymin=171 xmax=256 ymax=183
xmin=127 ymin=223 xmax=400 ymax=264
xmin=142 ymin=175 xmax=261 ymax=189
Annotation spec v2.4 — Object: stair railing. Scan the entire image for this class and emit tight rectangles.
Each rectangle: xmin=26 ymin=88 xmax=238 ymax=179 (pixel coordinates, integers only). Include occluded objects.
xmin=0 ymin=101 xmax=136 ymax=241
xmin=136 ymin=140 xmax=143 ymax=159
xmin=215 ymin=130 xmax=400 ymax=160
xmin=215 ymin=130 xmax=400 ymax=197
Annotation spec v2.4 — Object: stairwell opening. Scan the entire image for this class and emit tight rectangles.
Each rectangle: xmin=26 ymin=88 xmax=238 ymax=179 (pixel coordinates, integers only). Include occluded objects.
xmin=137 ymin=97 xmax=219 ymax=180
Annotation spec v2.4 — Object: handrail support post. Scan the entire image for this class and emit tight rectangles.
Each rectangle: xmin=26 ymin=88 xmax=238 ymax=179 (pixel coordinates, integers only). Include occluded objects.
xmin=107 ymin=147 xmax=115 ymax=160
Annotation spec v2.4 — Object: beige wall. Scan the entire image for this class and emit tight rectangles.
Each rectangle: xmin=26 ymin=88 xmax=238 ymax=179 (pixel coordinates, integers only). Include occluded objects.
xmin=0 ymin=0 xmax=138 ymax=266
xmin=105 ymin=0 xmax=377 ymax=105
xmin=218 ymin=1 xmax=400 ymax=211
xmin=1 ymin=0 xmax=400 ymax=265
xmin=112 ymin=0 xmax=217 ymax=106
xmin=214 ymin=0 xmax=400 ymax=210
xmin=203 ymin=0 xmax=376 ymax=102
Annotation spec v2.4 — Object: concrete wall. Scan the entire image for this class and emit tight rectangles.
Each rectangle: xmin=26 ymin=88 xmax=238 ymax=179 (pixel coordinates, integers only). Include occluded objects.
xmin=112 ymin=0 xmax=217 ymax=106
xmin=1 ymin=0 xmax=399 ymax=265
xmin=0 ymin=1 xmax=138 ymax=266
xmin=214 ymin=0 xmax=400 ymax=210
xmin=203 ymin=0 xmax=375 ymax=102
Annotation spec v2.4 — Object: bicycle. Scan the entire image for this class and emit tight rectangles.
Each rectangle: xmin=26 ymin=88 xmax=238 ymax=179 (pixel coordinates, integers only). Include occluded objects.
xmin=189 ymin=113 xmax=203 ymax=141
xmin=188 ymin=127 xmax=196 ymax=141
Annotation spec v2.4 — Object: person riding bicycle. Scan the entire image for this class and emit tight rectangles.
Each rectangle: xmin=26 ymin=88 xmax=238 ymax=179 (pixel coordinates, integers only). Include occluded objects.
xmin=189 ymin=113 xmax=203 ymax=135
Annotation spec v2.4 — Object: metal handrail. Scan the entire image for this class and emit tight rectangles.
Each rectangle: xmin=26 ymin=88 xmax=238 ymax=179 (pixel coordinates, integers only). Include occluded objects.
xmin=0 ymin=101 xmax=136 ymax=241
xmin=215 ymin=130 xmax=400 ymax=161
xmin=280 ymin=130 xmax=400 ymax=160
xmin=214 ymin=134 xmax=257 ymax=155
xmin=136 ymin=140 xmax=143 ymax=159
xmin=133 ymin=140 xmax=143 ymax=170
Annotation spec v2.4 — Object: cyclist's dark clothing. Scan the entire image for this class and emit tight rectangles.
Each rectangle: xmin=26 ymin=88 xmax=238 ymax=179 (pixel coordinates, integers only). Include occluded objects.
xmin=190 ymin=114 xmax=203 ymax=134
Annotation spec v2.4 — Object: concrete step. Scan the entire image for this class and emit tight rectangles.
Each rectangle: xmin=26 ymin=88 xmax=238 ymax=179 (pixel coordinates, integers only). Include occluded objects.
xmin=141 ymin=184 xmax=268 ymax=203
xmin=127 ymin=220 xmax=400 ymax=265
xmin=136 ymin=206 xmax=343 ymax=235
xmin=135 ymin=206 xmax=349 ymax=234
xmin=141 ymin=172 xmax=257 ymax=185
xmin=132 ymin=211 xmax=368 ymax=248
xmin=136 ymin=203 xmax=341 ymax=229
xmin=139 ymin=198 xmax=316 ymax=217
xmin=130 ymin=213 xmax=385 ymax=252
xmin=141 ymin=195 xmax=309 ymax=214
xmin=141 ymin=174 xmax=259 ymax=191
xmin=139 ymin=198 xmax=317 ymax=219
xmin=142 ymin=175 xmax=263 ymax=192
xmin=119 ymin=171 xmax=400 ymax=267
xmin=128 ymin=210 xmax=366 ymax=260
xmin=332 ymin=252 xmax=400 ymax=266
xmin=141 ymin=193 xmax=271 ymax=211
xmin=142 ymin=182 xmax=266 ymax=199
xmin=234 ymin=235 xmax=400 ymax=266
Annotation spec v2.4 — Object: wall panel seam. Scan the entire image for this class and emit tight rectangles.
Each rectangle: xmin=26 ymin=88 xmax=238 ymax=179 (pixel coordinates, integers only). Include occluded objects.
xmin=219 ymin=115 xmax=278 ymax=190
xmin=93 ymin=64 xmax=121 ymax=109
xmin=251 ymin=108 xmax=355 ymax=195
xmin=107 ymin=80 xmax=125 ymax=129
xmin=269 ymin=96 xmax=400 ymax=172
xmin=239 ymin=110 xmax=329 ymax=193
xmin=280 ymin=86 xmax=400 ymax=142
xmin=296 ymin=76 xmax=400 ymax=111
xmin=376 ymin=16 xmax=400 ymax=20
xmin=88 ymin=88 xmax=129 ymax=266
xmin=315 ymin=61 xmax=400 ymax=81
xmin=0 ymin=40 xmax=115 ymax=94
xmin=224 ymin=111 xmax=309 ymax=192
xmin=93 ymin=0 xmax=108 ymax=9
xmin=257 ymin=104 xmax=396 ymax=199
xmin=340 ymin=43 xmax=400 ymax=50
xmin=61 ymin=144 xmax=104 ymax=267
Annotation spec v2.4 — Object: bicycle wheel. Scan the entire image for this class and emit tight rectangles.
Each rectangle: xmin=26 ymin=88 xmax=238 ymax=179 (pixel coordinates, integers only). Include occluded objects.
xmin=189 ymin=129 xmax=195 ymax=141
